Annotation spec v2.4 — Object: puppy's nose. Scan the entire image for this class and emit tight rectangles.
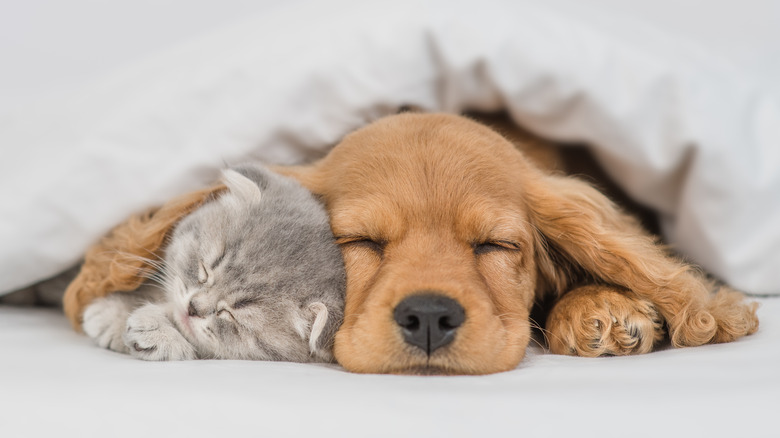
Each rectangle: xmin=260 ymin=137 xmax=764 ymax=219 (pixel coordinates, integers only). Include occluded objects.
xmin=393 ymin=294 xmax=465 ymax=355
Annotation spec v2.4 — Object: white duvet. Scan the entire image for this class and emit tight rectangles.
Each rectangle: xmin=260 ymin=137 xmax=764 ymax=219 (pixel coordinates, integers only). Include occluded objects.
xmin=1 ymin=0 xmax=779 ymax=297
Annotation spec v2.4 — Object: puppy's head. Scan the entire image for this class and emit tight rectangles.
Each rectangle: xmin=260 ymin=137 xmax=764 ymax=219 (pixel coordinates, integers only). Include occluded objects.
xmin=282 ymin=114 xmax=547 ymax=374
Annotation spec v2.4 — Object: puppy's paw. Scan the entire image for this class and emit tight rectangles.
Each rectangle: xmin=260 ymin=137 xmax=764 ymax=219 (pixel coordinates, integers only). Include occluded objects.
xmin=124 ymin=305 xmax=196 ymax=361
xmin=546 ymin=285 xmax=664 ymax=357
xmin=668 ymin=286 xmax=759 ymax=348
xmin=82 ymin=295 xmax=131 ymax=354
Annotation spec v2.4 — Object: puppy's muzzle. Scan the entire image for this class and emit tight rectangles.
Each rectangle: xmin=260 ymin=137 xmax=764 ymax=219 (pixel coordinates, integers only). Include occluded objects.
xmin=393 ymin=294 xmax=465 ymax=355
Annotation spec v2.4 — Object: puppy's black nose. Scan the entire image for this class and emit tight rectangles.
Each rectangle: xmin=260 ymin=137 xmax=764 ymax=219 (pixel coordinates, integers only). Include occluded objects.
xmin=393 ymin=294 xmax=465 ymax=355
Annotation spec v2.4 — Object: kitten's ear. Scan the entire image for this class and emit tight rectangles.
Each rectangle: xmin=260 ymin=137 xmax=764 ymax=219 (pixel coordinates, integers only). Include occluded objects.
xmin=307 ymin=302 xmax=330 ymax=355
xmin=293 ymin=301 xmax=340 ymax=360
xmin=222 ymin=169 xmax=263 ymax=205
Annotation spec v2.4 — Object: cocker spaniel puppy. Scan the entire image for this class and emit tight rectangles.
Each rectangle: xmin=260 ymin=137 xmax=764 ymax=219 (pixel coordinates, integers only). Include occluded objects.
xmin=64 ymin=113 xmax=758 ymax=374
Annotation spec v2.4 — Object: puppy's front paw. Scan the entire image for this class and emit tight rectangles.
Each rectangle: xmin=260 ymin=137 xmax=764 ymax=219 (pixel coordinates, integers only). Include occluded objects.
xmin=124 ymin=305 xmax=196 ymax=361
xmin=546 ymin=285 xmax=664 ymax=357
xmin=82 ymin=296 xmax=131 ymax=354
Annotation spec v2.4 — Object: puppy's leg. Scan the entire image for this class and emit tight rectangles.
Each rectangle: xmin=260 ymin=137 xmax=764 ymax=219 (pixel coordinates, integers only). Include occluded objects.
xmin=546 ymin=285 xmax=664 ymax=357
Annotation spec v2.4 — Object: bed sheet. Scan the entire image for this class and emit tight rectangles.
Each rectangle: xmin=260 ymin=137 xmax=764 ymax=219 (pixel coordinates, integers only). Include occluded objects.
xmin=1 ymin=296 xmax=777 ymax=438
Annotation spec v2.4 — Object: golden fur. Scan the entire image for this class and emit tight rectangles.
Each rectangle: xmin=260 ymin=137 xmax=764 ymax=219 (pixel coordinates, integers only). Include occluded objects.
xmin=63 ymin=113 xmax=759 ymax=373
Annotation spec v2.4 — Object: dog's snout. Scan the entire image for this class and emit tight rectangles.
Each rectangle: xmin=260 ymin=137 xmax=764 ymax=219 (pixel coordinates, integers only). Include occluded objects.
xmin=393 ymin=294 xmax=465 ymax=355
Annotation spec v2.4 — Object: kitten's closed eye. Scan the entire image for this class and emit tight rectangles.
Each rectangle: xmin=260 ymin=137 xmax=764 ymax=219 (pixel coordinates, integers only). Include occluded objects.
xmin=233 ymin=298 xmax=259 ymax=309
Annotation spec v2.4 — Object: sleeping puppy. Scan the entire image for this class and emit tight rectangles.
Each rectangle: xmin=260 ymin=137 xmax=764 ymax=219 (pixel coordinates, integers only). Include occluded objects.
xmin=64 ymin=113 xmax=758 ymax=375
xmin=277 ymin=113 xmax=758 ymax=374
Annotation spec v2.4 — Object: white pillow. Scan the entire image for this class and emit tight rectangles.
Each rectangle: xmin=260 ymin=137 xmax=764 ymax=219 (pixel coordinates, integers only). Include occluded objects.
xmin=1 ymin=0 xmax=778 ymax=294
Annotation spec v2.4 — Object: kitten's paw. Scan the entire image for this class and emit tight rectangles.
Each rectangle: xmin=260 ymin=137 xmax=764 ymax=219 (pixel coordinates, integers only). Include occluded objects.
xmin=124 ymin=305 xmax=196 ymax=361
xmin=546 ymin=285 xmax=665 ymax=357
xmin=82 ymin=296 xmax=131 ymax=354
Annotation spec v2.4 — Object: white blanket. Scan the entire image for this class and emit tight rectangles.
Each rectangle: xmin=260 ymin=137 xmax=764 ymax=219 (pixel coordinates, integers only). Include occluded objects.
xmin=1 ymin=0 xmax=779 ymax=298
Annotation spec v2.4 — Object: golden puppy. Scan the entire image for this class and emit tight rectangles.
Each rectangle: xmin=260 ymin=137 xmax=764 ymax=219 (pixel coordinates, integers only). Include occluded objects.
xmin=64 ymin=113 xmax=758 ymax=375
xmin=278 ymin=113 xmax=758 ymax=374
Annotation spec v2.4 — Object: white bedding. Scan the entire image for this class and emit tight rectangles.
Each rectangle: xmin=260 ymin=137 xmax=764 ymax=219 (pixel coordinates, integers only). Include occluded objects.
xmin=1 ymin=299 xmax=777 ymax=437
xmin=1 ymin=0 xmax=779 ymax=296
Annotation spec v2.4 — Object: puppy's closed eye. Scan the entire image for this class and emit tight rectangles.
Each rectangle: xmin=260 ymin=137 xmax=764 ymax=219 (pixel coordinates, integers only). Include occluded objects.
xmin=472 ymin=241 xmax=521 ymax=256
xmin=336 ymin=236 xmax=386 ymax=257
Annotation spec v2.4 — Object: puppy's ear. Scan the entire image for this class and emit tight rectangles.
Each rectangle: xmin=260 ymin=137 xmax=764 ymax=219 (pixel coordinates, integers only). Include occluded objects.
xmin=527 ymin=173 xmax=759 ymax=347
xmin=526 ymin=173 xmax=716 ymax=344
xmin=63 ymin=184 xmax=225 ymax=331
xmin=527 ymin=174 xmax=643 ymax=294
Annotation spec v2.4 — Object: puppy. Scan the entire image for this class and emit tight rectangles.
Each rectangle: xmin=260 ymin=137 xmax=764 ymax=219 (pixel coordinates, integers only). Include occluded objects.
xmin=278 ymin=113 xmax=758 ymax=374
xmin=64 ymin=113 xmax=759 ymax=374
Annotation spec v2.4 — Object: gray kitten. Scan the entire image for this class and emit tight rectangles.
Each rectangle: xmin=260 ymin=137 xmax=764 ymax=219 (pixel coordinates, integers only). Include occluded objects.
xmin=81 ymin=164 xmax=345 ymax=362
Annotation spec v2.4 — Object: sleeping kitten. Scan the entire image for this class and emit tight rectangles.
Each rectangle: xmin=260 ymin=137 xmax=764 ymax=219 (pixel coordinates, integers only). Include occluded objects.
xmin=81 ymin=163 xmax=345 ymax=362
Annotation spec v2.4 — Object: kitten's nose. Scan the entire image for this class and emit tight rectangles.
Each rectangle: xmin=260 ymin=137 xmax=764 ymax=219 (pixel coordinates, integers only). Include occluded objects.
xmin=393 ymin=293 xmax=465 ymax=355
xmin=188 ymin=301 xmax=202 ymax=318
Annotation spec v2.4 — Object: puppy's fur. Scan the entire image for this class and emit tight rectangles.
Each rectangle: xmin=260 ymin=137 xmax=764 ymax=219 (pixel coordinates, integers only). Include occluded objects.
xmin=63 ymin=113 xmax=758 ymax=374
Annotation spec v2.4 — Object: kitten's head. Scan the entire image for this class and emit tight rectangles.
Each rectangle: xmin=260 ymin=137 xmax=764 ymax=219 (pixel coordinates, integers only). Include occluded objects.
xmin=161 ymin=164 xmax=345 ymax=362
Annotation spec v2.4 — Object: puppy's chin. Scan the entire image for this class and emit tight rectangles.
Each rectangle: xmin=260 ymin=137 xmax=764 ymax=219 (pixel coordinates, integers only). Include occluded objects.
xmin=333 ymin=320 xmax=530 ymax=375
xmin=389 ymin=365 xmax=454 ymax=376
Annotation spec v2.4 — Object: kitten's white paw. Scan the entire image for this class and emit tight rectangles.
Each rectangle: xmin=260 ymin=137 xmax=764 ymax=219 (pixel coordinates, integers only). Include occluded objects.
xmin=124 ymin=305 xmax=196 ymax=361
xmin=82 ymin=296 xmax=131 ymax=354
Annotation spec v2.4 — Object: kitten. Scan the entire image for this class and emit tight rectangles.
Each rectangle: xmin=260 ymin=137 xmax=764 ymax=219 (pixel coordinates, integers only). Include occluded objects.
xmin=81 ymin=163 xmax=345 ymax=362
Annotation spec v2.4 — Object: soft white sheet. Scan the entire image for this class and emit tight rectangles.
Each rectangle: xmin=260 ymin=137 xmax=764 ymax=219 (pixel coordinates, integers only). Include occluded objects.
xmin=1 ymin=297 xmax=777 ymax=437
xmin=0 ymin=0 xmax=778 ymax=296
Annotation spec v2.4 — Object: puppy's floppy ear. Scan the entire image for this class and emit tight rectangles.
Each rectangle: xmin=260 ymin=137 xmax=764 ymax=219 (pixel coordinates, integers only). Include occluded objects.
xmin=525 ymin=173 xmax=731 ymax=346
xmin=63 ymin=184 xmax=225 ymax=331
xmin=527 ymin=174 xmax=644 ymax=295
